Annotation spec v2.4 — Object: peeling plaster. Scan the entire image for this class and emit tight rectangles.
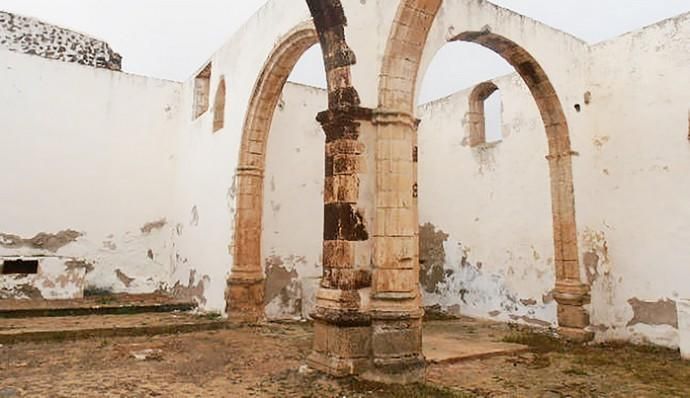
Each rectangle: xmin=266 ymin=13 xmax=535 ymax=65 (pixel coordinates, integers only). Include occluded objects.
xmin=0 ymin=230 xmax=82 ymax=252
xmin=65 ymin=259 xmax=94 ymax=273
xmin=140 ymin=218 xmax=167 ymax=234
xmin=168 ymin=269 xmax=209 ymax=305
xmin=582 ymin=228 xmax=611 ymax=285
xmin=190 ymin=206 xmax=199 ymax=227
xmin=115 ymin=269 xmax=135 ymax=287
xmin=419 ymin=223 xmax=449 ymax=294
xmin=264 ymin=255 xmax=300 ymax=312
xmin=627 ymin=298 xmax=678 ymax=328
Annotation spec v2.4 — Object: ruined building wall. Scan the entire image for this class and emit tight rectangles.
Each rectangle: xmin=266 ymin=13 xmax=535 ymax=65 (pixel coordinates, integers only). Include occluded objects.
xmin=417 ymin=73 xmax=557 ymax=328
xmin=262 ymin=83 xmax=326 ymax=320
xmin=167 ymin=1 xmax=317 ymax=313
xmin=0 ymin=49 xmax=181 ymax=299
xmin=416 ymin=12 xmax=690 ymax=348
xmin=2 ymin=0 xmax=689 ymax=351
xmin=575 ymin=14 xmax=690 ymax=347
xmin=0 ymin=11 xmax=122 ymax=71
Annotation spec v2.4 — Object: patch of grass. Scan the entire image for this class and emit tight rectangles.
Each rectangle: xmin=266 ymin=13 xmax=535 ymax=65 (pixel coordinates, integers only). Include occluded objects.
xmin=501 ymin=330 xmax=566 ymax=353
xmin=576 ymin=342 xmax=690 ymax=395
xmin=83 ymin=286 xmax=115 ymax=298
xmin=197 ymin=311 xmax=222 ymax=321
xmin=341 ymin=378 xmax=477 ymax=398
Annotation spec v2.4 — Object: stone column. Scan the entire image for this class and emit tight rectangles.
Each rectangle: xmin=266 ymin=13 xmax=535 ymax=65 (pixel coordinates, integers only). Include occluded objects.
xmin=547 ymin=149 xmax=593 ymax=342
xmin=308 ymin=106 xmax=375 ymax=377
xmin=362 ymin=110 xmax=425 ymax=384
xmin=226 ymin=166 xmax=265 ymax=323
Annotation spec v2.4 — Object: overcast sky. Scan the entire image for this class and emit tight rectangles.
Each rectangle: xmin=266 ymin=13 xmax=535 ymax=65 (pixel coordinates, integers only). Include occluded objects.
xmin=1 ymin=0 xmax=688 ymax=103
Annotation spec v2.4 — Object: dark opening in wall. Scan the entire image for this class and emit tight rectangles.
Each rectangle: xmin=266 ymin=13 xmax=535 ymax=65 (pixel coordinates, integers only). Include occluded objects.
xmin=2 ymin=259 xmax=39 ymax=275
xmin=192 ymin=63 xmax=212 ymax=119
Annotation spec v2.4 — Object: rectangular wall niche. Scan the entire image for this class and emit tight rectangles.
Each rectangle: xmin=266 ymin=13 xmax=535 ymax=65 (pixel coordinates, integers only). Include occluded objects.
xmin=192 ymin=63 xmax=212 ymax=119
xmin=1 ymin=259 xmax=39 ymax=274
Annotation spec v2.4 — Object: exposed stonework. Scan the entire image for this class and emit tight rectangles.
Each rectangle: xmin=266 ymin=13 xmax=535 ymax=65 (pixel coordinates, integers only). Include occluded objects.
xmin=627 ymin=298 xmax=679 ymax=329
xmin=419 ymin=223 xmax=449 ymax=294
xmin=0 ymin=11 xmax=121 ymax=70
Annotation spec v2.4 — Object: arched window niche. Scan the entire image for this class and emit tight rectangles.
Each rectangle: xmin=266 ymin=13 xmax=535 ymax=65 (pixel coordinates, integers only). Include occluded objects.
xmin=467 ymin=81 xmax=503 ymax=147
xmin=213 ymin=78 xmax=226 ymax=132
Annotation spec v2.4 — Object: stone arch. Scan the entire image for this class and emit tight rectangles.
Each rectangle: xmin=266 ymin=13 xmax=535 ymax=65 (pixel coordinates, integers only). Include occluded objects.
xmin=227 ymin=23 xmax=321 ymax=321
xmin=378 ymin=1 xmax=591 ymax=340
xmin=467 ymin=81 xmax=499 ymax=146
xmin=212 ymin=78 xmax=226 ymax=133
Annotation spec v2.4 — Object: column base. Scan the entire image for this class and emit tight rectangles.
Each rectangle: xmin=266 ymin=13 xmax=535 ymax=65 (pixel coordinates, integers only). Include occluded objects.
xmin=363 ymin=311 xmax=426 ymax=384
xmin=309 ymin=316 xmax=372 ymax=377
xmin=360 ymin=355 xmax=426 ymax=384
xmin=226 ymin=277 xmax=264 ymax=324
xmin=307 ymin=351 xmax=370 ymax=378
xmin=554 ymin=281 xmax=593 ymax=343
xmin=558 ymin=326 xmax=594 ymax=343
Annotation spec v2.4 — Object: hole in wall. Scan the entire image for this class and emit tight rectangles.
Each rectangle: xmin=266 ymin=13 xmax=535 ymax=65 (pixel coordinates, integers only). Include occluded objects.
xmin=1 ymin=259 xmax=39 ymax=275
xmin=574 ymin=104 xmax=581 ymax=113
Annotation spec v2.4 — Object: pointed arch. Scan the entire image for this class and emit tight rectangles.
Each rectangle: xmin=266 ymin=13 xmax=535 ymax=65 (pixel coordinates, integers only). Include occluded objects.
xmin=378 ymin=1 xmax=590 ymax=339
xmin=468 ymin=81 xmax=499 ymax=146
xmin=227 ymin=23 xmax=321 ymax=319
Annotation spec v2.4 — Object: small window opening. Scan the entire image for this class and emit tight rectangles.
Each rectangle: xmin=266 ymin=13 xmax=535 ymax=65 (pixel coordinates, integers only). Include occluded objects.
xmin=2 ymin=259 xmax=39 ymax=274
xmin=212 ymin=78 xmax=226 ymax=132
xmin=468 ymin=81 xmax=503 ymax=146
xmin=192 ymin=63 xmax=212 ymax=119
xmin=574 ymin=104 xmax=581 ymax=113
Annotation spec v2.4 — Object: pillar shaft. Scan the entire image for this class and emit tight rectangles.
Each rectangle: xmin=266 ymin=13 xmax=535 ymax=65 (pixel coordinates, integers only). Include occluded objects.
xmin=227 ymin=166 xmax=265 ymax=323
xmin=308 ymin=106 xmax=375 ymax=377
xmin=547 ymin=149 xmax=593 ymax=342
xmin=362 ymin=110 xmax=425 ymax=384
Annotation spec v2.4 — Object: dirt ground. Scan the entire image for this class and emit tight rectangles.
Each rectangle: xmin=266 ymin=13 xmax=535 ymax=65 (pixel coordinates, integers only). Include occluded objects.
xmin=1 ymin=320 xmax=689 ymax=397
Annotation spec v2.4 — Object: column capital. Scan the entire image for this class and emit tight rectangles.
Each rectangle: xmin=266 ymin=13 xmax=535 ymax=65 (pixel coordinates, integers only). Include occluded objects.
xmin=372 ymin=108 xmax=420 ymax=129
xmin=235 ymin=166 xmax=264 ymax=177
xmin=316 ymin=105 xmax=374 ymax=125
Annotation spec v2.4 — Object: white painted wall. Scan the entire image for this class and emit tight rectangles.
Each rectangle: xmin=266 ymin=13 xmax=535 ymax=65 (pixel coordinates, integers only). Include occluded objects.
xmin=576 ymin=14 xmax=690 ymax=347
xmin=0 ymin=49 xmax=181 ymax=298
xmin=417 ymin=73 xmax=557 ymax=328
xmin=262 ymin=83 xmax=326 ymax=320
xmin=2 ymin=0 xmax=689 ymax=350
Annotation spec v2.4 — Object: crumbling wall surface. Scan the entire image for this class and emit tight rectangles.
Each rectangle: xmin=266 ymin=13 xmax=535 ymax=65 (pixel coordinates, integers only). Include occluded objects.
xmin=169 ymin=0 xmax=406 ymax=313
xmin=167 ymin=1 xmax=315 ymax=313
xmin=0 ymin=11 xmax=122 ymax=70
xmin=0 ymin=49 xmax=181 ymax=299
xmin=261 ymin=83 xmax=326 ymax=320
xmin=577 ymin=13 xmax=690 ymax=347
xmin=417 ymin=73 xmax=557 ymax=328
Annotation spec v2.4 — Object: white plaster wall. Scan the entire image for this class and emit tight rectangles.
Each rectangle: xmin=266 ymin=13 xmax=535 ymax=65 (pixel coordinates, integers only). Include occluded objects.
xmin=575 ymin=13 xmax=690 ymax=347
xmin=261 ymin=83 xmax=327 ymax=320
xmin=3 ymin=0 xmax=687 ymax=351
xmin=166 ymin=0 xmax=595 ymax=313
xmin=418 ymin=73 xmax=557 ymax=327
xmin=0 ymin=49 xmax=181 ymax=297
xmin=167 ymin=1 xmax=317 ymax=313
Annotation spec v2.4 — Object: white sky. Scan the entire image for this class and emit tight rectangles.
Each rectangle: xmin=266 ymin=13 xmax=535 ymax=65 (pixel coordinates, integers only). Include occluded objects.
xmin=1 ymin=0 xmax=688 ymax=102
